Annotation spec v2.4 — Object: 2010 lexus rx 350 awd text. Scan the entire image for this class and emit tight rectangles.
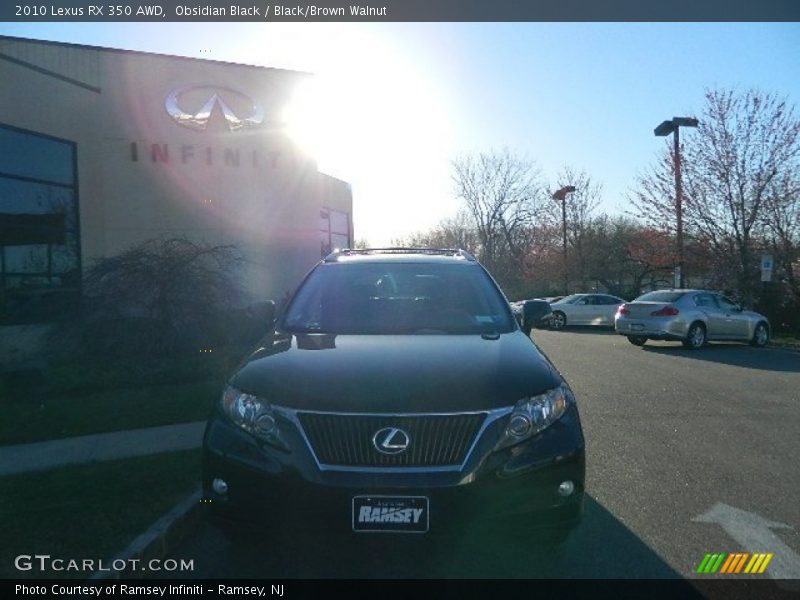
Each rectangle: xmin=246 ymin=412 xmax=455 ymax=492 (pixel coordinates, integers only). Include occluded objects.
xmin=203 ymin=248 xmax=585 ymax=544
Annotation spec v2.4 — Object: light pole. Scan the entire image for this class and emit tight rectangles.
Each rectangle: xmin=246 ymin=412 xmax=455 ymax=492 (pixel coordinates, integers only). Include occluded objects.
xmin=552 ymin=185 xmax=576 ymax=296
xmin=654 ymin=116 xmax=699 ymax=289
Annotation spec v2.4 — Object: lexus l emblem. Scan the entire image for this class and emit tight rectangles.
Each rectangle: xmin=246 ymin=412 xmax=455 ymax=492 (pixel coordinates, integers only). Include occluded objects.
xmin=165 ymin=85 xmax=265 ymax=131
xmin=372 ymin=427 xmax=410 ymax=455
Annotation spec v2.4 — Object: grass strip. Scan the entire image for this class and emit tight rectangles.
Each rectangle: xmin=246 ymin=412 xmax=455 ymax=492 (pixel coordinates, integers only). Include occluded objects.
xmin=0 ymin=449 xmax=201 ymax=579
xmin=0 ymin=380 xmax=221 ymax=446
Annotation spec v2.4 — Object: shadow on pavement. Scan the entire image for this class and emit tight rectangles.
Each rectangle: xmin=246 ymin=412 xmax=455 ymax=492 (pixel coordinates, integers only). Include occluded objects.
xmin=640 ymin=343 xmax=800 ymax=373
xmin=429 ymin=495 xmax=684 ymax=578
xmin=167 ymin=495 xmax=689 ymax=580
xmin=536 ymin=327 xmax=617 ymax=336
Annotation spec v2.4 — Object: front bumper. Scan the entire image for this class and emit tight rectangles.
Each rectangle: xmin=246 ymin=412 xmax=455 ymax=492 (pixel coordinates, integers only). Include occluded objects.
xmin=202 ymin=405 xmax=585 ymax=535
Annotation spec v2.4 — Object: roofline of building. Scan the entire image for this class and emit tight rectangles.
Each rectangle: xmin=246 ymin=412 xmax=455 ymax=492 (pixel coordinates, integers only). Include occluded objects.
xmin=0 ymin=34 xmax=312 ymax=77
xmin=320 ymin=172 xmax=352 ymax=187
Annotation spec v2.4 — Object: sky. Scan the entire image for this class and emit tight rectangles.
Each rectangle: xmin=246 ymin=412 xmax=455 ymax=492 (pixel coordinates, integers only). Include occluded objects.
xmin=2 ymin=22 xmax=799 ymax=245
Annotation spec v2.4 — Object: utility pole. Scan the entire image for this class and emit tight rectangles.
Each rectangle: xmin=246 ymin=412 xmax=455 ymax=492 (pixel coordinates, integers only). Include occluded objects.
xmin=674 ymin=126 xmax=683 ymax=290
xmin=655 ymin=116 xmax=699 ymax=288
xmin=552 ymin=186 xmax=576 ymax=296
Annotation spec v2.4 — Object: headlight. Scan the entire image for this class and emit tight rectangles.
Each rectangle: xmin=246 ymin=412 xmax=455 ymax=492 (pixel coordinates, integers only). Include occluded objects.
xmin=497 ymin=385 xmax=572 ymax=450
xmin=221 ymin=385 xmax=285 ymax=448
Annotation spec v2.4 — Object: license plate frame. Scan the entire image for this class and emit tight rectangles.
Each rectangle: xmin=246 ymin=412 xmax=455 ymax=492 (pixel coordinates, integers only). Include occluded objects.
xmin=352 ymin=495 xmax=429 ymax=533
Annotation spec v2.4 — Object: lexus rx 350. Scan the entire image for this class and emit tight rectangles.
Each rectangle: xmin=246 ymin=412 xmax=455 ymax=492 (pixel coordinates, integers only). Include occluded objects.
xmin=203 ymin=248 xmax=585 ymax=543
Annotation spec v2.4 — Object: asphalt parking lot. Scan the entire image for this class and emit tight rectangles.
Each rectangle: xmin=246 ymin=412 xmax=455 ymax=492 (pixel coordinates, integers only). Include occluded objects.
xmin=167 ymin=328 xmax=800 ymax=582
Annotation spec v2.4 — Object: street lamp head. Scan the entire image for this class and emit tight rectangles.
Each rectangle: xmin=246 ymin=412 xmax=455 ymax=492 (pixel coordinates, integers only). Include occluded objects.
xmin=552 ymin=185 xmax=576 ymax=200
xmin=654 ymin=120 xmax=675 ymax=137
xmin=655 ymin=117 xmax=699 ymax=136
xmin=672 ymin=116 xmax=699 ymax=128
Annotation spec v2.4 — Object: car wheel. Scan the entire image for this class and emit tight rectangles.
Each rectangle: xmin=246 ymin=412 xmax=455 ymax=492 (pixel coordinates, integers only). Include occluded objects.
xmin=682 ymin=322 xmax=706 ymax=349
xmin=627 ymin=335 xmax=648 ymax=346
xmin=550 ymin=311 xmax=567 ymax=330
xmin=750 ymin=322 xmax=769 ymax=347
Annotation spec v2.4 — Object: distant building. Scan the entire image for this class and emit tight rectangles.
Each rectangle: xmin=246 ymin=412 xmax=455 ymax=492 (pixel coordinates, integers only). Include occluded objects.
xmin=0 ymin=36 xmax=352 ymax=353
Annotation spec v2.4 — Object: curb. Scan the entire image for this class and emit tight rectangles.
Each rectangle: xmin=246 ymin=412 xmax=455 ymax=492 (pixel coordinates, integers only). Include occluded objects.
xmin=0 ymin=421 xmax=206 ymax=477
xmin=89 ymin=488 xmax=203 ymax=580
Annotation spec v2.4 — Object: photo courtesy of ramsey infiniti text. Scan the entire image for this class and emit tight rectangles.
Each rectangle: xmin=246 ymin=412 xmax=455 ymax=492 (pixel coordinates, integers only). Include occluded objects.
xmin=203 ymin=249 xmax=585 ymax=544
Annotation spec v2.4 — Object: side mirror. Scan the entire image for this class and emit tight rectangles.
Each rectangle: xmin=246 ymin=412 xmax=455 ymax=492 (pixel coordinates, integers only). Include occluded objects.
xmin=521 ymin=300 xmax=552 ymax=336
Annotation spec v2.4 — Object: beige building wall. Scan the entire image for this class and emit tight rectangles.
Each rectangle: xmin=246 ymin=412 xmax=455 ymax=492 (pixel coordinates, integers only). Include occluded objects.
xmin=0 ymin=35 xmax=352 ymax=305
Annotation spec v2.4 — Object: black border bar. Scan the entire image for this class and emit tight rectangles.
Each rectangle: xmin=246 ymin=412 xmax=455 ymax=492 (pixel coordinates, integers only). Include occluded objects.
xmin=5 ymin=579 xmax=800 ymax=600
xmin=1 ymin=0 xmax=800 ymax=22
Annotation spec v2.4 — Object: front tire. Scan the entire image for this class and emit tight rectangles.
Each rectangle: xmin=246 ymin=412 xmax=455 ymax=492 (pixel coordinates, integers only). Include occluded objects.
xmin=627 ymin=335 xmax=648 ymax=346
xmin=682 ymin=322 xmax=706 ymax=349
xmin=750 ymin=322 xmax=769 ymax=347
xmin=550 ymin=311 xmax=567 ymax=330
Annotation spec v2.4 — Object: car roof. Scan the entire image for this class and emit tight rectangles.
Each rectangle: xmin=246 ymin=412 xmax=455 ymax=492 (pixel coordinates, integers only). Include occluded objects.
xmin=323 ymin=248 xmax=477 ymax=264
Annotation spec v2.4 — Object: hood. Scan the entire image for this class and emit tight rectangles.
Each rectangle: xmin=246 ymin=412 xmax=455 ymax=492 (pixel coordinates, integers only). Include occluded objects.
xmin=230 ymin=331 xmax=563 ymax=412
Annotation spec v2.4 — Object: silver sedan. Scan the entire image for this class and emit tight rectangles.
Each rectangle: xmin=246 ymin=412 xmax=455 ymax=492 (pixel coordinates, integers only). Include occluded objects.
xmin=549 ymin=293 xmax=626 ymax=329
xmin=614 ymin=289 xmax=770 ymax=349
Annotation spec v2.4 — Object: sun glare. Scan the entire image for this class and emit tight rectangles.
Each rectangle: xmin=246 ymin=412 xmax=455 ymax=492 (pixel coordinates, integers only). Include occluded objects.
xmin=275 ymin=26 xmax=456 ymax=244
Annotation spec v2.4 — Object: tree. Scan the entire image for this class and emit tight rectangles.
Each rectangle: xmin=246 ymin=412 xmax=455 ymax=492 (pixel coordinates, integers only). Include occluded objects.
xmin=59 ymin=237 xmax=247 ymax=357
xmin=539 ymin=214 xmax=686 ymax=299
xmin=392 ymin=211 xmax=478 ymax=252
xmin=451 ymin=149 xmax=545 ymax=289
xmin=632 ymin=88 xmax=800 ymax=303
xmin=761 ymin=171 xmax=800 ymax=302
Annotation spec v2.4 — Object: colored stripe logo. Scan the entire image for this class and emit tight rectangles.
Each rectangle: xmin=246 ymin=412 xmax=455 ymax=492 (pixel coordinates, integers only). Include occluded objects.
xmin=696 ymin=553 xmax=773 ymax=574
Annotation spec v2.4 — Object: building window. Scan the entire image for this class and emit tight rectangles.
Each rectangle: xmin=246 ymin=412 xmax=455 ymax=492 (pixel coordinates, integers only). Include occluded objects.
xmin=319 ymin=208 xmax=351 ymax=257
xmin=0 ymin=124 xmax=80 ymax=324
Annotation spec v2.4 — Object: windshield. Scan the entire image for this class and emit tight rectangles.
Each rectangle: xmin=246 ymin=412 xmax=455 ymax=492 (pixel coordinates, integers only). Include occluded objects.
xmin=556 ymin=294 xmax=584 ymax=304
xmin=283 ymin=262 xmax=515 ymax=334
xmin=635 ymin=291 xmax=686 ymax=303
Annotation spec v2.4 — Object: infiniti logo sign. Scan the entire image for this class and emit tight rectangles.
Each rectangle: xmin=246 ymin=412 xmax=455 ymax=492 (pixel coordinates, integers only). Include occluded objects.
xmin=372 ymin=427 xmax=411 ymax=455
xmin=165 ymin=85 xmax=265 ymax=132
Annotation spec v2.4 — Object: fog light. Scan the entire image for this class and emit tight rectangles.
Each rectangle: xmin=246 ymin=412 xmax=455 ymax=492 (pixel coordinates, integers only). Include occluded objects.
xmin=557 ymin=480 xmax=575 ymax=497
xmin=508 ymin=414 xmax=532 ymax=437
xmin=212 ymin=478 xmax=228 ymax=495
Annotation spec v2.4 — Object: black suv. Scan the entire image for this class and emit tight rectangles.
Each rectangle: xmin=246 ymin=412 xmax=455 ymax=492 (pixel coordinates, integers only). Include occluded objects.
xmin=203 ymin=249 xmax=585 ymax=542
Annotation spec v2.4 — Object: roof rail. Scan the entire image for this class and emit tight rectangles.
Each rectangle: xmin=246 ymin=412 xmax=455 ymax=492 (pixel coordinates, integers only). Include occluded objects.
xmin=324 ymin=248 xmax=476 ymax=262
